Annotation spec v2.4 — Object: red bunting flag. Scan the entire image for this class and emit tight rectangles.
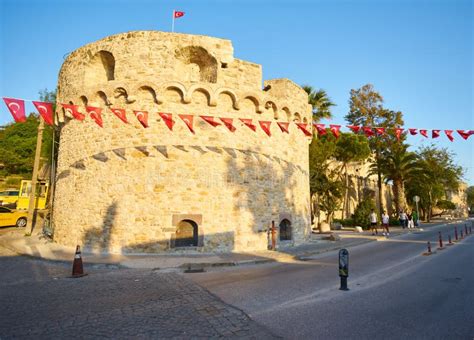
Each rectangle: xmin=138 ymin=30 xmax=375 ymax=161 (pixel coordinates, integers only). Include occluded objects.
xmin=240 ymin=118 xmax=256 ymax=131
xmin=110 ymin=108 xmax=128 ymax=124
xmin=62 ymin=103 xmax=85 ymax=121
xmin=457 ymin=130 xmax=471 ymax=140
xmin=444 ymin=130 xmax=454 ymax=142
xmin=178 ymin=114 xmax=194 ymax=133
xmin=330 ymin=124 xmax=341 ymax=138
xmin=314 ymin=123 xmax=327 ymax=136
xmin=220 ymin=118 xmax=236 ymax=132
xmin=174 ymin=10 xmax=185 ymax=18
xmin=134 ymin=110 xmax=149 ymax=128
xmin=363 ymin=126 xmax=375 ymax=137
xmin=32 ymin=101 xmax=54 ymax=125
xmin=159 ymin=112 xmax=174 ymax=130
xmin=347 ymin=125 xmax=360 ymax=133
xmin=409 ymin=128 xmax=418 ymax=136
xmin=375 ymin=127 xmax=385 ymax=135
xmin=259 ymin=121 xmax=272 ymax=136
xmin=86 ymin=106 xmax=103 ymax=127
xmin=432 ymin=130 xmax=440 ymax=139
xmin=277 ymin=122 xmax=289 ymax=133
xmin=295 ymin=123 xmax=312 ymax=137
xmin=420 ymin=129 xmax=428 ymax=138
xmin=200 ymin=115 xmax=221 ymax=127
xmin=395 ymin=128 xmax=404 ymax=141
xmin=3 ymin=97 xmax=26 ymax=123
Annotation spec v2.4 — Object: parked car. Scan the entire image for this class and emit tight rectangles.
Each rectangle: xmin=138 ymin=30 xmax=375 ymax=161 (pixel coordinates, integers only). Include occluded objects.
xmin=0 ymin=206 xmax=27 ymax=228
xmin=0 ymin=189 xmax=20 ymax=207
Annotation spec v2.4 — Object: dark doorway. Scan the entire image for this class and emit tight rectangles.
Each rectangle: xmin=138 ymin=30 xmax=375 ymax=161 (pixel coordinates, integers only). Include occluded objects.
xmin=279 ymin=219 xmax=292 ymax=240
xmin=175 ymin=219 xmax=198 ymax=247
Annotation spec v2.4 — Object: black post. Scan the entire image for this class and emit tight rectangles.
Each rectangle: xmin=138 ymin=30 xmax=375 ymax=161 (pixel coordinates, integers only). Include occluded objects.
xmin=339 ymin=249 xmax=349 ymax=291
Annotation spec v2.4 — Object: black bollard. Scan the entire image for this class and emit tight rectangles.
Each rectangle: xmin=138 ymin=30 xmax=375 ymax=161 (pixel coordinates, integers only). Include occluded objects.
xmin=339 ymin=249 xmax=349 ymax=291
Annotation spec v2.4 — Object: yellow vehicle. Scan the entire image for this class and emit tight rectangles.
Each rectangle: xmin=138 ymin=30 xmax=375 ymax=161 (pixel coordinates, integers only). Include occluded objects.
xmin=0 ymin=189 xmax=20 ymax=207
xmin=16 ymin=180 xmax=49 ymax=210
xmin=0 ymin=206 xmax=28 ymax=228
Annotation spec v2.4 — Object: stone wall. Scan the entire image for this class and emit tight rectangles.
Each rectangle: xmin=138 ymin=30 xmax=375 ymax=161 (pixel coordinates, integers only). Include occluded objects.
xmin=53 ymin=31 xmax=312 ymax=254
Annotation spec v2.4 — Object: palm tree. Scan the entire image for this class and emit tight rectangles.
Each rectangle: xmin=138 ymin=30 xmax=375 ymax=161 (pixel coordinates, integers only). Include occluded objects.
xmin=302 ymin=85 xmax=335 ymax=121
xmin=371 ymin=144 xmax=420 ymax=214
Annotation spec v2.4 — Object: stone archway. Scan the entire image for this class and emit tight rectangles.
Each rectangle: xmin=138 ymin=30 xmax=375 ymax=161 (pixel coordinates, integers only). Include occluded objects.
xmin=175 ymin=219 xmax=198 ymax=247
xmin=279 ymin=219 xmax=292 ymax=241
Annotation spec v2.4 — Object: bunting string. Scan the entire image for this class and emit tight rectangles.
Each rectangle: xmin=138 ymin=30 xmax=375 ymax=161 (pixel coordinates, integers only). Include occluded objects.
xmin=2 ymin=97 xmax=473 ymax=142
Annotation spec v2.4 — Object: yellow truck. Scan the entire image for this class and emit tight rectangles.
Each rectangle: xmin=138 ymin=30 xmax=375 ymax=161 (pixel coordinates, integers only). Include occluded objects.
xmin=16 ymin=180 xmax=49 ymax=210
xmin=0 ymin=189 xmax=20 ymax=207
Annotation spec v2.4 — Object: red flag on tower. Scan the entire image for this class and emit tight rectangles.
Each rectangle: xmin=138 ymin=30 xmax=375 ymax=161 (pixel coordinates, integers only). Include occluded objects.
xmin=259 ymin=121 xmax=272 ymax=136
xmin=159 ymin=112 xmax=174 ymax=130
xmin=200 ymin=115 xmax=221 ymax=127
xmin=86 ymin=106 xmax=103 ymax=127
xmin=277 ymin=122 xmax=290 ymax=133
xmin=444 ymin=130 xmax=454 ymax=142
xmin=296 ymin=123 xmax=312 ymax=137
xmin=62 ymin=103 xmax=85 ymax=121
xmin=220 ymin=118 xmax=236 ymax=132
xmin=330 ymin=125 xmax=341 ymax=138
xmin=32 ymin=101 xmax=54 ymax=125
xmin=347 ymin=125 xmax=361 ymax=134
xmin=134 ymin=110 xmax=149 ymax=128
xmin=110 ymin=108 xmax=128 ymax=124
xmin=240 ymin=118 xmax=257 ymax=132
xmin=419 ymin=129 xmax=428 ymax=138
xmin=409 ymin=128 xmax=418 ymax=136
xmin=314 ymin=124 xmax=327 ymax=136
xmin=394 ymin=128 xmax=404 ymax=141
xmin=457 ymin=130 xmax=471 ymax=140
xmin=179 ymin=114 xmax=194 ymax=133
xmin=3 ymin=97 xmax=26 ymax=123
xmin=432 ymin=130 xmax=440 ymax=139
xmin=174 ymin=10 xmax=185 ymax=18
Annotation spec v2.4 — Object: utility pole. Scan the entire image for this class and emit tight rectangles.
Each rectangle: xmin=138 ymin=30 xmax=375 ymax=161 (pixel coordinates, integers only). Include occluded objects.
xmin=25 ymin=117 xmax=44 ymax=235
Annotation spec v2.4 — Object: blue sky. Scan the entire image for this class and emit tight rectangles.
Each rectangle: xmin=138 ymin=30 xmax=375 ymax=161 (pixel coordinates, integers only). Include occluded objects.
xmin=1 ymin=0 xmax=472 ymax=184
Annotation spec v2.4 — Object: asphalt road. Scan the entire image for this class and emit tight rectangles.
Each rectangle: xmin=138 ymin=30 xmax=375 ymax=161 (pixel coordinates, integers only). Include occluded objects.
xmin=189 ymin=221 xmax=474 ymax=339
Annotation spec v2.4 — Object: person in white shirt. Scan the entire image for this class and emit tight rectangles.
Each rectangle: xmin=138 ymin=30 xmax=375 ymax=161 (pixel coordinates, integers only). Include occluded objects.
xmin=382 ymin=211 xmax=390 ymax=236
xmin=369 ymin=209 xmax=378 ymax=235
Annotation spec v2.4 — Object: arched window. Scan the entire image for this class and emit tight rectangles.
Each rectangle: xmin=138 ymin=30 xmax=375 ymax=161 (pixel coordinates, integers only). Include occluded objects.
xmin=279 ymin=219 xmax=292 ymax=241
xmin=84 ymin=51 xmax=115 ymax=85
xmin=175 ymin=219 xmax=198 ymax=247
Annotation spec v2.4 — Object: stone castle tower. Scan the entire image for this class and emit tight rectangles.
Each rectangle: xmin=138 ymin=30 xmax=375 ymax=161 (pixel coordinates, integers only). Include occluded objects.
xmin=53 ymin=31 xmax=312 ymax=253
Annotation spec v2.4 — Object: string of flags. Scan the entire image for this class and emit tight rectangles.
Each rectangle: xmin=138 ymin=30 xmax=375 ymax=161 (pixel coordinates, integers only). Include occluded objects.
xmin=2 ymin=97 xmax=473 ymax=142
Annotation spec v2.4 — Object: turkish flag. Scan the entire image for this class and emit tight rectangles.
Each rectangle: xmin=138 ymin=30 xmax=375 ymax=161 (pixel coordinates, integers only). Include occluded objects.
xmin=394 ymin=128 xmax=404 ymax=141
xmin=174 ymin=10 xmax=185 ymax=18
xmin=220 ymin=118 xmax=236 ymax=132
xmin=314 ymin=123 xmax=327 ymax=136
xmin=375 ymin=127 xmax=385 ymax=135
xmin=277 ymin=122 xmax=289 ymax=133
xmin=86 ymin=106 xmax=103 ymax=127
xmin=432 ymin=130 xmax=440 ymax=139
xmin=420 ymin=129 xmax=428 ymax=138
xmin=240 ymin=118 xmax=256 ymax=131
xmin=409 ymin=128 xmax=418 ymax=136
xmin=363 ymin=127 xmax=375 ymax=137
xmin=179 ymin=114 xmax=194 ymax=133
xmin=134 ymin=110 xmax=149 ymax=128
xmin=296 ymin=123 xmax=312 ymax=137
xmin=159 ymin=112 xmax=174 ymax=130
xmin=444 ymin=130 xmax=454 ymax=142
xmin=200 ymin=115 xmax=221 ymax=127
xmin=32 ymin=101 xmax=54 ymax=125
xmin=457 ymin=130 xmax=471 ymax=140
xmin=347 ymin=125 xmax=360 ymax=134
xmin=110 ymin=108 xmax=128 ymax=124
xmin=62 ymin=103 xmax=85 ymax=121
xmin=3 ymin=97 xmax=26 ymax=122
xmin=259 ymin=121 xmax=272 ymax=136
xmin=330 ymin=125 xmax=341 ymax=138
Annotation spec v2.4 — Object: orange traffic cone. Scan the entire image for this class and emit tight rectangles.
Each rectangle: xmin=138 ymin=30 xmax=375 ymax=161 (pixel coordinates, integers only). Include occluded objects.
xmin=71 ymin=245 xmax=87 ymax=278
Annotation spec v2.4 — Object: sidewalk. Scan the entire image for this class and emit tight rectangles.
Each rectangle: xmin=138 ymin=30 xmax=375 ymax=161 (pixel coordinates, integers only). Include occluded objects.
xmin=0 ymin=219 xmax=467 ymax=271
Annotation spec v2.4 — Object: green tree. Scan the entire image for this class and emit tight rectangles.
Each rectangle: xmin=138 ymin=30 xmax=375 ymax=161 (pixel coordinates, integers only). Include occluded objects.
xmin=334 ymin=133 xmax=371 ymax=219
xmin=0 ymin=89 xmax=56 ymax=177
xmin=467 ymin=186 xmax=474 ymax=213
xmin=405 ymin=145 xmax=463 ymax=221
xmin=302 ymin=85 xmax=335 ymax=121
xmin=345 ymin=84 xmax=404 ymax=218
xmin=373 ymin=143 xmax=420 ymax=214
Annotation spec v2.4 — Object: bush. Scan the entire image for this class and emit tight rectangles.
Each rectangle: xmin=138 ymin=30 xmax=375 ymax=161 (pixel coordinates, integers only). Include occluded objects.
xmin=333 ymin=218 xmax=354 ymax=227
xmin=353 ymin=198 xmax=376 ymax=229
xmin=389 ymin=218 xmax=401 ymax=226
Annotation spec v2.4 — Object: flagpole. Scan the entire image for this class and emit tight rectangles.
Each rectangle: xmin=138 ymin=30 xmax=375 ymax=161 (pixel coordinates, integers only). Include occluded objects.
xmin=172 ymin=10 xmax=175 ymax=32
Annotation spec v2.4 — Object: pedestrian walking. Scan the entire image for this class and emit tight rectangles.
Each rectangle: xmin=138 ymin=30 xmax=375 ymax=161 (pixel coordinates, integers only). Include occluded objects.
xmin=382 ymin=211 xmax=390 ymax=236
xmin=370 ymin=209 xmax=378 ymax=235
xmin=413 ymin=210 xmax=419 ymax=227
xmin=399 ymin=210 xmax=407 ymax=229
xmin=407 ymin=212 xmax=414 ymax=229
